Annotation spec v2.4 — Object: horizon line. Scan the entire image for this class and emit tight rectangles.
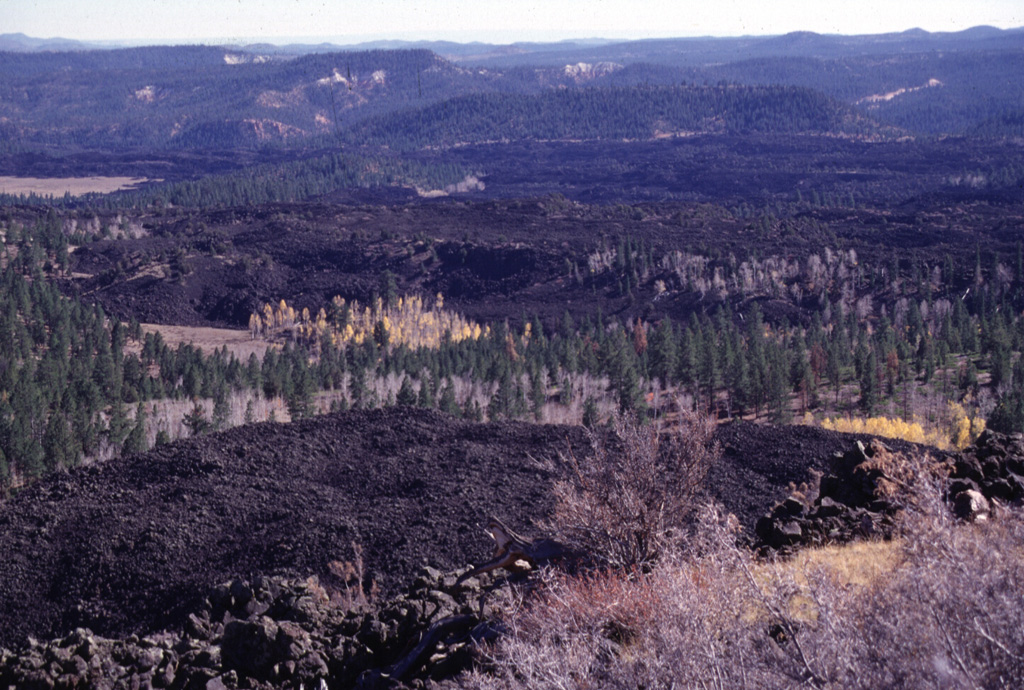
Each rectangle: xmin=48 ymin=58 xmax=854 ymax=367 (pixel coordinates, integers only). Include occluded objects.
xmin=4 ymin=23 xmax=1024 ymax=50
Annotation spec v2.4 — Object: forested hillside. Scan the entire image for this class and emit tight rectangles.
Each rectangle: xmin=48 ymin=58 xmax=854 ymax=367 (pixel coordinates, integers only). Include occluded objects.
xmin=0 ymin=48 xmax=499 ymax=150
xmin=3 ymin=27 xmax=1024 ymax=157
xmin=341 ymin=85 xmax=884 ymax=150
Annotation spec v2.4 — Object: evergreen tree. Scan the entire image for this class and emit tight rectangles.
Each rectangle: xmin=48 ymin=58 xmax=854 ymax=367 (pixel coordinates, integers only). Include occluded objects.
xmin=489 ymin=366 xmax=516 ymax=420
xmin=582 ymin=396 xmax=599 ymax=428
xmin=396 ymin=376 xmax=418 ymax=406
xmin=183 ymin=402 xmax=211 ymax=437
xmin=529 ymin=366 xmax=546 ymax=421
xmin=859 ymin=348 xmax=880 ymax=414
xmin=212 ymin=386 xmax=232 ymax=431
xmin=648 ymin=317 xmax=678 ymax=388
xmin=42 ymin=412 xmax=77 ymax=472
xmin=439 ymin=379 xmax=460 ymax=417
xmin=989 ymin=391 xmax=1024 ymax=434
xmin=417 ymin=375 xmax=436 ymax=408
xmin=608 ymin=330 xmax=645 ymax=414
xmin=106 ymin=399 xmax=131 ymax=449
xmin=123 ymin=402 xmax=148 ymax=455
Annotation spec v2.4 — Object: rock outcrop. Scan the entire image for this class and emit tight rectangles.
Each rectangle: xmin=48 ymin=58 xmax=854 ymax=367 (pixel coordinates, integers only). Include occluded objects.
xmin=947 ymin=429 xmax=1024 ymax=519
xmin=0 ymin=567 xmax=508 ymax=690
xmin=756 ymin=430 xmax=1024 ymax=551
xmin=755 ymin=439 xmax=913 ymax=550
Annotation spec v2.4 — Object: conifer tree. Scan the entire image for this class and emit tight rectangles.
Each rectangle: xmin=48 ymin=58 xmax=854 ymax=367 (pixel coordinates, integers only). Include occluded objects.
xmin=123 ymin=402 xmax=148 ymax=455
xmin=439 ymin=379 xmax=459 ymax=417
xmin=397 ymin=376 xmax=418 ymax=406
xmin=212 ymin=386 xmax=231 ymax=431
xmin=43 ymin=412 xmax=77 ymax=472
xmin=183 ymin=402 xmax=211 ymax=437
xmin=530 ymin=366 xmax=546 ymax=421
xmin=649 ymin=317 xmax=678 ymax=388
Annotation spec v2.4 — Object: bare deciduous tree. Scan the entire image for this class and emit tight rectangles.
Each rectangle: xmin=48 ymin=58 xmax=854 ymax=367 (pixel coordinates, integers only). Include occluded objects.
xmin=546 ymin=408 xmax=719 ymax=570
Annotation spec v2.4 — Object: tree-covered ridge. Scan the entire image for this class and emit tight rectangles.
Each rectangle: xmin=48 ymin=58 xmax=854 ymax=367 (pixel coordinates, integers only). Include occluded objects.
xmin=342 ymin=85 xmax=887 ymax=150
xmin=0 ymin=151 xmax=470 ymax=209
xmin=3 ymin=35 xmax=1024 ymax=156
xmin=109 ymin=151 xmax=469 ymax=209
xmin=0 ymin=47 xmax=491 ymax=151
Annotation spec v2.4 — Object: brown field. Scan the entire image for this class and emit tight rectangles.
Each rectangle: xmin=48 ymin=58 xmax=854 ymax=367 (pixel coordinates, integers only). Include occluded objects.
xmin=0 ymin=176 xmax=153 ymax=197
xmin=140 ymin=323 xmax=273 ymax=360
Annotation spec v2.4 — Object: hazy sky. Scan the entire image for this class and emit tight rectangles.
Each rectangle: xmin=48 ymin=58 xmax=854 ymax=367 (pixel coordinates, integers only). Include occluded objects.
xmin=3 ymin=0 xmax=1022 ymax=44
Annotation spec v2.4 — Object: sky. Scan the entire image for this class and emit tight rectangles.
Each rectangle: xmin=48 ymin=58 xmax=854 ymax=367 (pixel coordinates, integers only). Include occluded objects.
xmin=3 ymin=0 xmax=1022 ymax=45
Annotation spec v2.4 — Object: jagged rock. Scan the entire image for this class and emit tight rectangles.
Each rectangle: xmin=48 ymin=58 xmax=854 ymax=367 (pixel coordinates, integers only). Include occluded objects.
xmin=986 ymin=478 xmax=1015 ymax=501
xmin=950 ymin=429 xmax=1024 ymax=509
xmin=948 ymin=477 xmax=980 ymax=496
xmin=781 ymin=497 xmax=806 ymax=517
xmin=1007 ymin=472 xmax=1024 ymax=499
xmin=221 ymin=617 xmax=278 ymax=678
xmin=813 ymin=496 xmax=845 ymax=518
xmin=954 ymin=489 xmax=991 ymax=521
xmin=775 ymin=520 xmax=803 ymax=544
xmin=0 ymin=564 xmax=510 ymax=688
xmin=757 ymin=439 xmax=932 ymax=551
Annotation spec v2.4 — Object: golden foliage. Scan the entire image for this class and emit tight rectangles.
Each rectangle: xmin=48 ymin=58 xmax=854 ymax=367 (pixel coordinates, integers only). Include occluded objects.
xmin=249 ymin=293 xmax=484 ymax=351
xmin=947 ymin=401 xmax=986 ymax=450
xmin=820 ymin=415 xmax=951 ymax=449
xmin=817 ymin=402 xmax=986 ymax=452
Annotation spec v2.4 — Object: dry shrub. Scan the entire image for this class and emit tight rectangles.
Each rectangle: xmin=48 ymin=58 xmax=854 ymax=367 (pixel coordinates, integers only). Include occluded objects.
xmin=836 ymin=482 xmax=1024 ymax=689
xmin=464 ymin=477 xmax=1024 ymax=689
xmin=324 ymin=542 xmax=377 ymax=612
xmin=546 ymin=409 xmax=718 ymax=570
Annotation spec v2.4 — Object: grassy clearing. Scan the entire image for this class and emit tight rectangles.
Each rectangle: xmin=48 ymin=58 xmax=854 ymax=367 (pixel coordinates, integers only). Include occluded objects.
xmin=0 ymin=176 xmax=153 ymax=197
xmin=139 ymin=323 xmax=273 ymax=361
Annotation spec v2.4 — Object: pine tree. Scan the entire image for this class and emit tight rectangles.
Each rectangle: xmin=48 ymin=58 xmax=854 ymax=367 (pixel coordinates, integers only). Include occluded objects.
xmin=648 ymin=317 xmax=678 ymax=388
xmin=43 ymin=412 xmax=77 ymax=472
xmin=107 ymin=399 xmax=131 ymax=449
xmin=529 ymin=366 xmax=546 ymax=421
xmin=417 ymin=375 xmax=436 ymax=408
xmin=123 ymin=402 xmax=148 ymax=455
xmin=582 ymin=396 xmax=599 ymax=428
xmin=212 ymin=386 xmax=231 ymax=431
xmin=183 ymin=402 xmax=211 ymax=437
xmin=489 ymin=367 xmax=516 ymax=420
xmin=286 ymin=361 xmax=315 ymax=419
xmin=439 ymin=379 xmax=460 ymax=417
xmin=859 ymin=348 xmax=880 ymax=414
xmin=609 ymin=330 xmax=645 ymax=414
xmin=396 ymin=376 xmax=418 ymax=406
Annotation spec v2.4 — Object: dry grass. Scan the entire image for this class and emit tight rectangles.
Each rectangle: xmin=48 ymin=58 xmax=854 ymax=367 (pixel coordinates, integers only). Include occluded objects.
xmin=779 ymin=539 xmax=904 ymax=588
xmin=138 ymin=323 xmax=274 ymax=361
xmin=0 ymin=176 xmax=154 ymax=196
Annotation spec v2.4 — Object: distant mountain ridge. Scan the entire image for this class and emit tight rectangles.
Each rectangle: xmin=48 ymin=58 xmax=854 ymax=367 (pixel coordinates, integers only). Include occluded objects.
xmin=0 ymin=32 xmax=99 ymax=52
xmin=1 ymin=26 xmax=1023 ymax=154
xmin=3 ymin=25 xmax=1022 ymax=60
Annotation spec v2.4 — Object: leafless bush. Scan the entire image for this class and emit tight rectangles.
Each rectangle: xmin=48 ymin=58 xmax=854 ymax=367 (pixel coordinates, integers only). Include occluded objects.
xmin=324 ymin=542 xmax=377 ymax=613
xmin=463 ymin=473 xmax=1024 ymax=689
xmin=545 ymin=409 xmax=718 ymax=570
xmin=828 ymin=479 xmax=1024 ymax=689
